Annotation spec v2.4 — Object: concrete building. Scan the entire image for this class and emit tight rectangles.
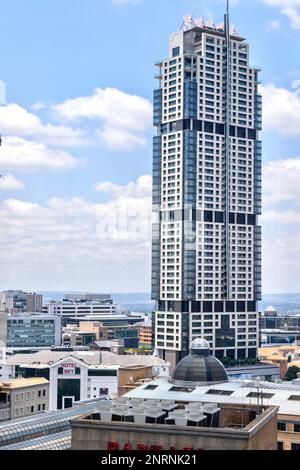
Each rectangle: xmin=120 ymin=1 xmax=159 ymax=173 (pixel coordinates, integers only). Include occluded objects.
xmin=0 ymin=291 xmax=43 ymax=314
xmin=123 ymin=339 xmax=300 ymax=450
xmin=0 ymin=377 xmax=49 ymax=422
xmin=62 ymin=321 xmax=140 ymax=349
xmin=263 ymin=306 xmax=278 ymax=317
xmin=71 ymin=404 xmax=277 ymax=451
xmin=139 ymin=319 xmax=152 ymax=347
xmin=43 ymin=297 xmax=144 ymax=328
xmin=152 ymin=12 xmax=262 ymax=367
xmin=70 ymin=340 xmax=277 ymax=450
xmin=26 ymin=293 xmax=43 ymax=313
xmin=0 ymin=350 xmax=169 ymax=410
xmin=2 ymin=314 xmax=61 ymax=349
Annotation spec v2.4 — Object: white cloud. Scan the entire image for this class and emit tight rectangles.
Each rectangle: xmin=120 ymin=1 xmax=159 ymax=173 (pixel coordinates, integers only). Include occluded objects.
xmin=0 ymin=103 xmax=85 ymax=147
xmin=0 ymin=175 xmax=152 ymax=291
xmin=54 ymin=87 xmax=153 ymax=150
xmin=96 ymin=174 xmax=152 ymax=198
xmin=267 ymin=19 xmax=281 ymax=30
xmin=0 ymin=174 xmax=24 ymax=191
xmin=264 ymin=157 xmax=300 ymax=206
xmin=261 ymin=0 xmax=300 ymax=28
xmin=261 ymin=83 xmax=300 ymax=136
xmin=0 ymin=136 xmax=80 ymax=171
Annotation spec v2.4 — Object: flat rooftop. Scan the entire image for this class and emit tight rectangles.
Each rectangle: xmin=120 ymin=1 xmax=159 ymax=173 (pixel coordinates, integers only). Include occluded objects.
xmin=125 ymin=377 xmax=300 ymax=417
xmin=0 ymin=377 xmax=49 ymax=390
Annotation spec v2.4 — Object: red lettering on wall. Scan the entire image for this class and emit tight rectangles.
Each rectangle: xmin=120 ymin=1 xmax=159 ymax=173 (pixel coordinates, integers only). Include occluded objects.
xmin=123 ymin=442 xmax=133 ymax=451
xmin=107 ymin=441 xmax=119 ymax=451
xmin=137 ymin=444 xmax=148 ymax=450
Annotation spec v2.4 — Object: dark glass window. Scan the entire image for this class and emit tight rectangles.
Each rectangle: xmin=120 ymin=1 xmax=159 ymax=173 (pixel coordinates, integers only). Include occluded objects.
xmin=214 ymin=301 xmax=224 ymax=313
xmin=292 ymin=443 xmax=300 ymax=450
xmin=247 ymin=302 xmax=256 ymax=313
xmin=215 ymin=123 xmax=225 ymax=135
xmin=294 ymin=424 xmax=300 ymax=433
xmin=193 ymin=119 xmax=202 ymax=131
xmin=248 ymin=129 xmax=256 ymax=140
xmin=203 ymin=302 xmax=213 ymax=313
xmin=204 ymin=121 xmax=214 ymax=133
xmin=248 ymin=392 xmax=275 ymax=399
xmin=277 ymin=442 xmax=284 ymax=451
xmin=229 ymin=213 xmax=235 ymax=224
xmin=237 ymin=213 xmax=246 ymax=225
xmin=172 ymin=47 xmax=180 ymax=57
xmin=204 ymin=211 xmax=213 ymax=223
xmin=226 ymin=301 xmax=235 ymax=312
xmin=206 ymin=389 xmax=234 ymax=396
xmin=237 ymin=127 xmax=246 ymax=138
xmin=237 ymin=302 xmax=245 ymax=313
xmin=88 ymin=370 xmax=118 ymax=377
xmin=169 ymin=386 xmax=195 ymax=393
xmin=144 ymin=385 xmax=158 ymax=391
xmin=248 ymin=214 xmax=256 ymax=226
xmin=215 ymin=212 xmax=224 ymax=223
xmin=229 ymin=125 xmax=235 ymax=137
xmin=289 ymin=395 xmax=300 ymax=401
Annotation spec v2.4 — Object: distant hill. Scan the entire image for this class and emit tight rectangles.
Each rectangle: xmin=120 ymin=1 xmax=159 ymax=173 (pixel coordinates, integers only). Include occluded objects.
xmin=40 ymin=292 xmax=300 ymax=315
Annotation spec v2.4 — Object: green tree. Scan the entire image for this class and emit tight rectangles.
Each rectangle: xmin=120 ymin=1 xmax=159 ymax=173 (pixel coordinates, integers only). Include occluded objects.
xmin=285 ymin=366 xmax=300 ymax=382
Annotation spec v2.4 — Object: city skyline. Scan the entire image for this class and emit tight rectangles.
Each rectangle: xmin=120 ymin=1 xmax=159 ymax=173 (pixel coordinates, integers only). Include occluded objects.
xmin=0 ymin=0 xmax=299 ymax=294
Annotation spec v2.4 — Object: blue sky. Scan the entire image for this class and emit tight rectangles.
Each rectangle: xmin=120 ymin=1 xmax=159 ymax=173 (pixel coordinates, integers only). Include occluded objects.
xmin=0 ymin=0 xmax=299 ymax=294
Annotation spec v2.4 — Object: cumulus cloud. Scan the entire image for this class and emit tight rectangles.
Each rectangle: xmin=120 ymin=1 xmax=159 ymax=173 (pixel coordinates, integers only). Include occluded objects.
xmin=0 ymin=103 xmax=85 ymax=147
xmin=261 ymin=0 xmax=300 ymax=28
xmin=53 ymin=87 xmax=153 ymax=150
xmin=0 ymin=174 xmax=24 ymax=191
xmin=96 ymin=174 xmax=152 ymax=198
xmin=264 ymin=157 xmax=300 ymax=205
xmin=0 ymin=136 xmax=80 ymax=171
xmin=0 ymin=175 xmax=152 ymax=290
xmin=261 ymin=83 xmax=300 ymax=136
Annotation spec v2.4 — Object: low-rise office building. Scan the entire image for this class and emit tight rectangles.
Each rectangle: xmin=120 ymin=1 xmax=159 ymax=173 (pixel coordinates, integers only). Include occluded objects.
xmin=138 ymin=320 xmax=152 ymax=347
xmin=0 ymin=377 xmax=49 ymax=422
xmin=0 ymin=291 xmax=43 ymax=314
xmin=1 ymin=350 xmax=169 ymax=410
xmin=62 ymin=321 xmax=140 ymax=349
xmin=0 ymin=314 xmax=61 ymax=349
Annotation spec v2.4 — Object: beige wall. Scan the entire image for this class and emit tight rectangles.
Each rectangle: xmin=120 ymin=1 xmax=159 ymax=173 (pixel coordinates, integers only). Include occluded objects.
xmin=118 ymin=367 xmax=153 ymax=395
xmin=277 ymin=413 xmax=300 ymax=451
xmin=9 ymin=383 xmax=50 ymax=420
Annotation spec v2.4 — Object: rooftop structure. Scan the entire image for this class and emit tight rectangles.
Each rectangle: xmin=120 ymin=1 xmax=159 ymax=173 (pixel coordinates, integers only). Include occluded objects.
xmin=71 ymin=396 xmax=278 ymax=450
xmin=171 ymin=339 xmax=228 ymax=387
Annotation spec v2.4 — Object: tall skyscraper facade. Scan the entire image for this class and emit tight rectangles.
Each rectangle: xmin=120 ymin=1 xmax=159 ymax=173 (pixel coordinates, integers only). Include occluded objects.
xmin=152 ymin=13 xmax=262 ymax=368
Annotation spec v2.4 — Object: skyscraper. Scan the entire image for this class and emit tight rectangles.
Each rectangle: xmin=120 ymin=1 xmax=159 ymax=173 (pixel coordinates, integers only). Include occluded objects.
xmin=152 ymin=11 xmax=262 ymax=368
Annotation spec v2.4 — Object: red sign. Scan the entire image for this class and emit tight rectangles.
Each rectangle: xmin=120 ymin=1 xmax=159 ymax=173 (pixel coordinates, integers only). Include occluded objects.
xmin=107 ymin=442 xmax=199 ymax=451
xmin=60 ymin=362 xmax=77 ymax=375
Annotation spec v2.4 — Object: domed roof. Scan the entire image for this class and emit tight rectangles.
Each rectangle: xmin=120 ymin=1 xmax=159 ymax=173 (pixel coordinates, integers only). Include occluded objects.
xmin=171 ymin=338 xmax=228 ymax=387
